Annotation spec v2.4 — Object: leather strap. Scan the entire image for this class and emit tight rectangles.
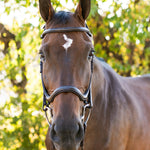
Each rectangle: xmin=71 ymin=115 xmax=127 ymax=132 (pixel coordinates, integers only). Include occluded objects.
xmin=41 ymin=27 xmax=92 ymax=39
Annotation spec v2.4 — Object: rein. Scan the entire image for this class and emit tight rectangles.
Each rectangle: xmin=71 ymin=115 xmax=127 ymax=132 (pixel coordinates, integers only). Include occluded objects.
xmin=40 ymin=26 xmax=94 ymax=150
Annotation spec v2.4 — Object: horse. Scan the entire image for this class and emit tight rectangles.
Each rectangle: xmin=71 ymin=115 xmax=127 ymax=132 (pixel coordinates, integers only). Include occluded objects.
xmin=38 ymin=0 xmax=150 ymax=150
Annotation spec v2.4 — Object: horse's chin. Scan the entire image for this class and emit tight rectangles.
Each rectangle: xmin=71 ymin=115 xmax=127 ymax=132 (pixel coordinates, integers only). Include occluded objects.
xmin=53 ymin=142 xmax=80 ymax=150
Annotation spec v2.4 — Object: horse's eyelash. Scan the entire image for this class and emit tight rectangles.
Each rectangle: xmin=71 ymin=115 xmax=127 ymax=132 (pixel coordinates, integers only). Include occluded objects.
xmin=89 ymin=49 xmax=95 ymax=56
xmin=91 ymin=49 xmax=95 ymax=53
xmin=39 ymin=49 xmax=44 ymax=55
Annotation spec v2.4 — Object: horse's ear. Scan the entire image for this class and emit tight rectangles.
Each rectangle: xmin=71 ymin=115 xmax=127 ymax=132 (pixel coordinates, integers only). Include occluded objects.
xmin=39 ymin=0 xmax=55 ymax=22
xmin=75 ymin=0 xmax=91 ymax=21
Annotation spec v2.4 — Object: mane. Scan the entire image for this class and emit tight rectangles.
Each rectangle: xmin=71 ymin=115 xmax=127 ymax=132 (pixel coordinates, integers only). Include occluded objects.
xmin=51 ymin=11 xmax=71 ymax=25
xmin=97 ymin=57 xmax=116 ymax=73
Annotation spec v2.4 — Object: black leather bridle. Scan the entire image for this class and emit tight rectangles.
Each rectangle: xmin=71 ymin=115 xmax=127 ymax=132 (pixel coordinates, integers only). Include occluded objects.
xmin=41 ymin=26 xmax=92 ymax=39
xmin=40 ymin=25 xmax=94 ymax=149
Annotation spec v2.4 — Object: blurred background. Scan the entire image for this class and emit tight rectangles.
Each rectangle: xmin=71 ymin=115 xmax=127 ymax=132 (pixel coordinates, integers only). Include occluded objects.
xmin=0 ymin=0 xmax=150 ymax=149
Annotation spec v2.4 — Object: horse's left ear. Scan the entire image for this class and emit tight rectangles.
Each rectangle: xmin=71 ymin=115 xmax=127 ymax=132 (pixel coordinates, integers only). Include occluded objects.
xmin=75 ymin=0 xmax=91 ymax=21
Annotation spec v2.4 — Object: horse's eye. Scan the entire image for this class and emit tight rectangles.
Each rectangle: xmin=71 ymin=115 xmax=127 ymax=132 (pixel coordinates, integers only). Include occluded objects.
xmin=88 ymin=49 xmax=95 ymax=60
xmin=39 ymin=51 xmax=45 ymax=62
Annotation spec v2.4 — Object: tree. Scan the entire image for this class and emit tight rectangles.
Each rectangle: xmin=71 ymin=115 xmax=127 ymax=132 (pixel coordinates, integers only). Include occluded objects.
xmin=88 ymin=0 xmax=150 ymax=76
xmin=0 ymin=0 xmax=149 ymax=149
xmin=0 ymin=0 xmax=47 ymax=149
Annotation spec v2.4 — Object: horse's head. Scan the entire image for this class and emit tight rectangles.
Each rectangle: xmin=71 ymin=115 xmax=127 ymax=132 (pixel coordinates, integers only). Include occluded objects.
xmin=39 ymin=0 xmax=94 ymax=149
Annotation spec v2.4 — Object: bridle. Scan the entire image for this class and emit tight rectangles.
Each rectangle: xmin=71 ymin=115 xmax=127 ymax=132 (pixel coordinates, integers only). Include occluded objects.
xmin=40 ymin=25 xmax=94 ymax=150
xmin=41 ymin=26 xmax=92 ymax=39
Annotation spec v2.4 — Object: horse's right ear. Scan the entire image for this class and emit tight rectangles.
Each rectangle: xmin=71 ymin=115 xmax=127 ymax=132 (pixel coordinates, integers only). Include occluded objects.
xmin=39 ymin=0 xmax=55 ymax=22
xmin=75 ymin=0 xmax=91 ymax=22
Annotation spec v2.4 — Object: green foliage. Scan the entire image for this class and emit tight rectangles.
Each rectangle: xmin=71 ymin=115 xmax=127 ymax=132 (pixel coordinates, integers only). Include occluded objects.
xmin=0 ymin=0 xmax=150 ymax=150
xmin=88 ymin=0 xmax=150 ymax=76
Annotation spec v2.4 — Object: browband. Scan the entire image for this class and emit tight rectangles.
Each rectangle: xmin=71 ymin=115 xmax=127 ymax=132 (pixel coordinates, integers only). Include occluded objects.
xmin=41 ymin=27 xmax=92 ymax=39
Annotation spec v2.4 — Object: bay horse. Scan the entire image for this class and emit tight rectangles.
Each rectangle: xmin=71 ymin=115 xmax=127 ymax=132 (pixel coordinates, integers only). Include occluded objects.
xmin=39 ymin=0 xmax=150 ymax=150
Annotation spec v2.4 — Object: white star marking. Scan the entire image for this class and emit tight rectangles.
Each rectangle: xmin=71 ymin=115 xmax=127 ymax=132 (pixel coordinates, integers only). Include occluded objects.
xmin=62 ymin=34 xmax=73 ymax=53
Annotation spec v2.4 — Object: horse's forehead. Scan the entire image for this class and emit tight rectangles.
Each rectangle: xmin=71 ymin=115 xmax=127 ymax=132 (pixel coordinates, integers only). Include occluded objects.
xmin=41 ymin=12 xmax=92 ymax=53
xmin=42 ymin=32 xmax=86 ymax=48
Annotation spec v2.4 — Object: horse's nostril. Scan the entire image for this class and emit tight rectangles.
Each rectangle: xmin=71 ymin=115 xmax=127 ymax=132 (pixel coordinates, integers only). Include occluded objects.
xmin=50 ymin=121 xmax=84 ymax=146
xmin=50 ymin=124 xmax=59 ymax=143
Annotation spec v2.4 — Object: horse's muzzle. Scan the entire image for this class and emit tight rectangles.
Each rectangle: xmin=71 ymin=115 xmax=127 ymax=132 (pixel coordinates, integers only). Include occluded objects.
xmin=50 ymin=118 xmax=84 ymax=150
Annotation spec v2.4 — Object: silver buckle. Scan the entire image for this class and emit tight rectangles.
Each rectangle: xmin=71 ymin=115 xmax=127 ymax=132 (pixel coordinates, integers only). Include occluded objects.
xmin=43 ymin=106 xmax=53 ymax=128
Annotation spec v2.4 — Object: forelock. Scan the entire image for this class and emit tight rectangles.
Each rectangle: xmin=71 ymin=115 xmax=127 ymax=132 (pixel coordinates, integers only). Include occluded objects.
xmin=51 ymin=11 xmax=71 ymax=25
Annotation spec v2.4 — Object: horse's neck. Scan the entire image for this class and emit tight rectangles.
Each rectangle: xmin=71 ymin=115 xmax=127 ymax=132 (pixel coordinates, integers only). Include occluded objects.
xmin=86 ymin=58 xmax=150 ymax=150
xmin=92 ymin=58 xmax=124 ymax=111
xmin=91 ymin=58 xmax=129 ymax=132
xmin=85 ymin=59 xmax=130 ymax=148
xmin=93 ymin=62 xmax=120 ymax=116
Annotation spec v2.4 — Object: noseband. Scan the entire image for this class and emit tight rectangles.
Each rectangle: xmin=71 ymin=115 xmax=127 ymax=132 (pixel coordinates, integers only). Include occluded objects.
xmin=40 ymin=25 xmax=94 ymax=149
